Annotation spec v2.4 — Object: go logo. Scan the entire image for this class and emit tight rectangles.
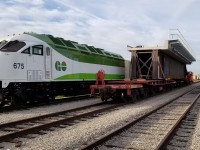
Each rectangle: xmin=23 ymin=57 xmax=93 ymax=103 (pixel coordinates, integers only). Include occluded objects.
xmin=55 ymin=61 xmax=67 ymax=71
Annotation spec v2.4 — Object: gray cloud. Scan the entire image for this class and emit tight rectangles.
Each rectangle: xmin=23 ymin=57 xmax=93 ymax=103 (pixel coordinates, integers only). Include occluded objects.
xmin=0 ymin=0 xmax=199 ymax=73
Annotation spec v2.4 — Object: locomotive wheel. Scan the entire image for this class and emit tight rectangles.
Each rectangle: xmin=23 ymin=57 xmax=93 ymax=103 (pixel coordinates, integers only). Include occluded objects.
xmin=49 ymin=88 xmax=55 ymax=101
xmin=48 ymin=94 xmax=55 ymax=101
xmin=11 ymin=95 xmax=23 ymax=107
xmin=45 ymin=89 xmax=55 ymax=102
xmin=0 ymin=99 xmax=5 ymax=107
xmin=0 ymin=91 xmax=5 ymax=107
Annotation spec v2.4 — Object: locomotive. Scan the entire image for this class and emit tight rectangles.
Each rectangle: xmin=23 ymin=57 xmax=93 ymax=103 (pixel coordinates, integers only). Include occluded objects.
xmin=0 ymin=32 xmax=125 ymax=106
xmin=186 ymin=71 xmax=194 ymax=83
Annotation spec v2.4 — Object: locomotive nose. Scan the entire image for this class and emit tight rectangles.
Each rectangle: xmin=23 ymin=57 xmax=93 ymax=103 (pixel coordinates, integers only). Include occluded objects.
xmin=0 ymin=52 xmax=13 ymax=80
xmin=0 ymin=52 xmax=6 ymax=79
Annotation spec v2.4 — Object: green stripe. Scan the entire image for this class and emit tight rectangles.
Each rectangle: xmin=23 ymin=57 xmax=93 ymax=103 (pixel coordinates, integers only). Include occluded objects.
xmin=52 ymin=46 xmax=124 ymax=67
xmin=26 ymin=33 xmax=125 ymax=67
xmin=54 ymin=73 xmax=125 ymax=80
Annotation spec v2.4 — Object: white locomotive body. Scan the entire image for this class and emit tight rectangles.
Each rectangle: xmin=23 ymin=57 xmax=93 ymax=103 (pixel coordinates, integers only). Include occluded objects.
xmin=0 ymin=33 xmax=125 ymax=106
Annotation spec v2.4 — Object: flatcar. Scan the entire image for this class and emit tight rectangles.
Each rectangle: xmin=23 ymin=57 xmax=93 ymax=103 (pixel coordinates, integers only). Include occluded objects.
xmin=0 ymin=32 xmax=125 ymax=106
xmin=91 ymin=39 xmax=196 ymax=101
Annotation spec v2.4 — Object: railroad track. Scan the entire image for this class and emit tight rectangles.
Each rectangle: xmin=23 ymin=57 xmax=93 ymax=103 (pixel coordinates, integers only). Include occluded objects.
xmin=0 ymin=101 xmax=123 ymax=148
xmin=160 ymin=90 xmax=200 ymax=149
xmin=80 ymin=86 xmax=200 ymax=150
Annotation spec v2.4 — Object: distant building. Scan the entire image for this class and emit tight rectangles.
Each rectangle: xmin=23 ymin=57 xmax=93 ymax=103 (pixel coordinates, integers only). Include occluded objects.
xmin=193 ymin=74 xmax=200 ymax=80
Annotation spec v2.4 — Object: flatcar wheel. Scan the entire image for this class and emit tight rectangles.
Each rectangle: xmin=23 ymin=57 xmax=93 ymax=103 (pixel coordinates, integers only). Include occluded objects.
xmin=121 ymin=92 xmax=127 ymax=102
xmin=99 ymin=89 xmax=107 ymax=102
xmin=129 ymin=95 xmax=136 ymax=102
xmin=100 ymin=92 xmax=106 ymax=102
xmin=112 ymin=96 xmax=118 ymax=101
xmin=130 ymin=89 xmax=138 ymax=102
xmin=168 ymin=85 xmax=172 ymax=91
xmin=100 ymin=93 xmax=107 ymax=102
xmin=101 ymin=96 xmax=107 ymax=102
xmin=166 ymin=85 xmax=170 ymax=91
xmin=144 ymin=88 xmax=150 ymax=97
xmin=149 ymin=86 xmax=156 ymax=95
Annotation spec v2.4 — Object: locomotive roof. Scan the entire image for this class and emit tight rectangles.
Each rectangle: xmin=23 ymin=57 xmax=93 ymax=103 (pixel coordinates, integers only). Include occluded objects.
xmin=128 ymin=39 xmax=195 ymax=64
xmin=24 ymin=32 xmax=123 ymax=60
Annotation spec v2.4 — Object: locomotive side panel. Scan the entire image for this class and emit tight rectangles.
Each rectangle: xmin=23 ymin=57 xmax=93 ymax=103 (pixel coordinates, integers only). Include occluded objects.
xmin=51 ymin=50 xmax=125 ymax=81
xmin=51 ymin=47 xmax=125 ymax=81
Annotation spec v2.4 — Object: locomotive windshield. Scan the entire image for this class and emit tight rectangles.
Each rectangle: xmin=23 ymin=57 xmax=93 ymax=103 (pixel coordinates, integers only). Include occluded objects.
xmin=0 ymin=40 xmax=26 ymax=52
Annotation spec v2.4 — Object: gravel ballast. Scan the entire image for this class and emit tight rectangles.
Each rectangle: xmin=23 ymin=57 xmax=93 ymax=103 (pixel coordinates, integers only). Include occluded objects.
xmin=1 ymin=83 xmax=200 ymax=149
xmin=189 ymin=96 xmax=200 ymax=150
xmin=0 ymin=98 xmax=100 ymax=124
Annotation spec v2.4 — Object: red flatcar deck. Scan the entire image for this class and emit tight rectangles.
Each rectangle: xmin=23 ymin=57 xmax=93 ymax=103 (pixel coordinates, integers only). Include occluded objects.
xmin=90 ymin=71 xmax=177 ymax=101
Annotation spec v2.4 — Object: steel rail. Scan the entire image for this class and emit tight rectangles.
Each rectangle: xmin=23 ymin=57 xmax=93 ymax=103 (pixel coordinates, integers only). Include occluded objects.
xmin=0 ymin=94 xmax=97 ymax=113
xmin=0 ymin=102 xmax=104 ymax=129
xmin=155 ymin=93 xmax=200 ymax=149
xmin=80 ymin=86 xmax=200 ymax=150
xmin=0 ymin=102 xmax=123 ymax=143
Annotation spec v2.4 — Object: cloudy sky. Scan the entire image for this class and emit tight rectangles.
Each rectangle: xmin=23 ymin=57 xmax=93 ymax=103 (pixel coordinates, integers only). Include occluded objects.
xmin=0 ymin=0 xmax=200 ymax=73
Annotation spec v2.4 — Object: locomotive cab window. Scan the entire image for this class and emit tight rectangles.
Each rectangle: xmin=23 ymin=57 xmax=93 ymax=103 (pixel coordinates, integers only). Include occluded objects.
xmin=0 ymin=40 xmax=26 ymax=52
xmin=21 ymin=47 xmax=30 ymax=54
xmin=46 ymin=47 xmax=50 ymax=56
xmin=32 ymin=45 xmax=43 ymax=55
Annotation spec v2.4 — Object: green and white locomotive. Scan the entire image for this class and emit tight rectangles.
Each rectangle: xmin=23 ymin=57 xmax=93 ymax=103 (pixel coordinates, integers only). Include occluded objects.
xmin=0 ymin=32 xmax=125 ymax=106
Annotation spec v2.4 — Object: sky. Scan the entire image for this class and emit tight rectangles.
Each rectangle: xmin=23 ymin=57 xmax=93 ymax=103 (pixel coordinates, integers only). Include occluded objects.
xmin=0 ymin=0 xmax=200 ymax=73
